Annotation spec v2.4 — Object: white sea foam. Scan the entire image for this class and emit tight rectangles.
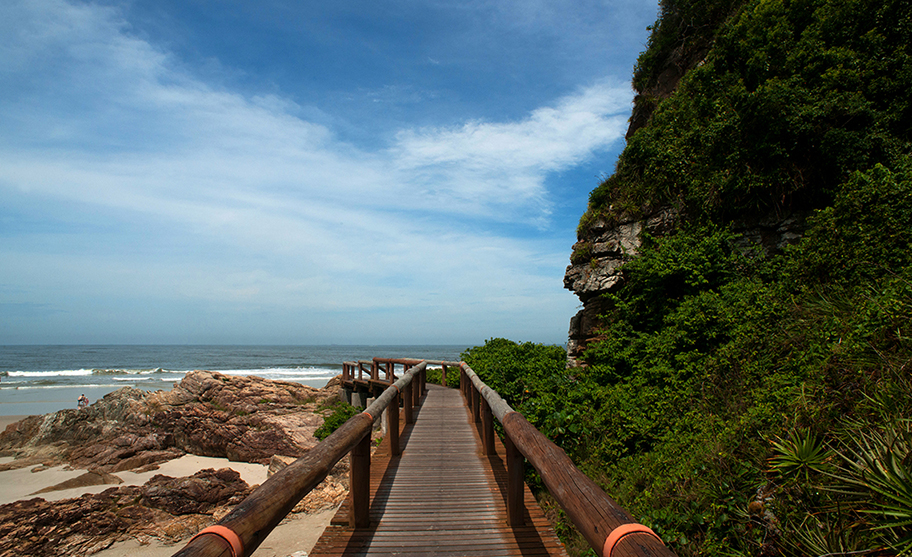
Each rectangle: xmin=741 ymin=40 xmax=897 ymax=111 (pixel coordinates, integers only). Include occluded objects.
xmin=7 ymin=369 xmax=94 ymax=378
xmin=4 ymin=383 xmax=127 ymax=390
xmin=215 ymin=367 xmax=337 ymax=378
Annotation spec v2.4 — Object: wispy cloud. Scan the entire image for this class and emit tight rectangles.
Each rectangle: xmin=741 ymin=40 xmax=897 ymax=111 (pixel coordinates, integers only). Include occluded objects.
xmin=0 ymin=0 xmax=638 ymax=343
xmin=391 ymin=82 xmax=630 ymax=220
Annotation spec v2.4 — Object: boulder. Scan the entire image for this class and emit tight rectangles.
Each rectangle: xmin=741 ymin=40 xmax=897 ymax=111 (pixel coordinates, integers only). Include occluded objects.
xmin=0 ymin=371 xmax=341 ymax=470
xmin=0 ymin=468 xmax=252 ymax=557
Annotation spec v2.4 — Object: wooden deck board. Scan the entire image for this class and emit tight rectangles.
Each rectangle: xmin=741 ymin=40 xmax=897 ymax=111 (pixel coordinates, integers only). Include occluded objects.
xmin=310 ymin=384 xmax=568 ymax=557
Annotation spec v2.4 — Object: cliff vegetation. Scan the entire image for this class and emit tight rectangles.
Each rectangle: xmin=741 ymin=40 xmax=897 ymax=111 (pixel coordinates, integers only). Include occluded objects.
xmin=469 ymin=0 xmax=912 ymax=555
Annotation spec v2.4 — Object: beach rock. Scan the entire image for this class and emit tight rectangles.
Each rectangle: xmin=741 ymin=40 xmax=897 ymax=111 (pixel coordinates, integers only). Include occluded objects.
xmin=268 ymin=454 xmax=298 ymax=477
xmin=0 ymin=371 xmax=341 ymax=470
xmin=0 ymin=468 xmax=253 ymax=557
xmin=141 ymin=468 xmax=249 ymax=515
xmin=0 ymin=372 xmax=349 ymax=555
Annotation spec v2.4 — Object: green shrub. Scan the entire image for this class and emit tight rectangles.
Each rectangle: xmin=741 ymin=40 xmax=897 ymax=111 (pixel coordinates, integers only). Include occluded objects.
xmin=424 ymin=366 xmax=460 ymax=388
xmin=584 ymin=0 xmax=912 ymax=226
xmin=314 ymin=401 xmax=359 ymax=440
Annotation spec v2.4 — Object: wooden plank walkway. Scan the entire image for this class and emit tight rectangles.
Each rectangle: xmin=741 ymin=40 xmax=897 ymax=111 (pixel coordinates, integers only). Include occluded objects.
xmin=310 ymin=384 xmax=568 ymax=556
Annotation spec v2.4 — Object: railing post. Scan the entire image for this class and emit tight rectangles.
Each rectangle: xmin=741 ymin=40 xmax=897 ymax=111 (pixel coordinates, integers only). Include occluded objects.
xmin=505 ymin=433 xmax=525 ymax=527
xmin=481 ymin=397 xmax=494 ymax=456
xmin=350 ymin=432 xmax=371 ymax=528
xmin=441 ymin=364 xmax=447 ymax=386
xmin=389 ymin=391 xmax=400 ymax=456
xmin=403 ymin=382 xmax=414 ymax=424
xmin=471 ymin=384 xmax=480 ymax=424
xmin=412 ymin=370 xmax=421 ymax=407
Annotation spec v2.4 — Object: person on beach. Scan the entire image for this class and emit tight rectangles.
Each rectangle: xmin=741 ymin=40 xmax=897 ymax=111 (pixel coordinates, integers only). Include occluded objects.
xmin=77 ymin=394 xmax=89 ymax=409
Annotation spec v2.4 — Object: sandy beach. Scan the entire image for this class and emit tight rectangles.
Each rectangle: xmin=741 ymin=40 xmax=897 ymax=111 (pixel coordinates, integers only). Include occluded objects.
xmin=0 ymin=414 xmax=337 ymax=557
xmin=0 ymin=415 xmax=27 ymax=431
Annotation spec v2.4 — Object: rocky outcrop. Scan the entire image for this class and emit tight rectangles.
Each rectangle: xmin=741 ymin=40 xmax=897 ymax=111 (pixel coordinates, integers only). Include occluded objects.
xmin=0 ymin=468 xmax=252 ymax=557
xmin=0 ymin=371 xmax=340 ymax=471
xmin=564 ymin=209 xmax=807 ymax=366
xmin=0 ymin=373 xmax=353 ymax=556
xmin=564 ymin=209 xmax=677 ymax=366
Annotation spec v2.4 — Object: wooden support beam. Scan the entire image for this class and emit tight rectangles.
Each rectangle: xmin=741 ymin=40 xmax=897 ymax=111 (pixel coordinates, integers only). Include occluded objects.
xmin=388 ymin=391 xmax=400 ymax=456
xmin=505 ymin=432 xmax=525 ymax=527
xmin=481 ymin=397 xmax=495 ymax=456
xmin=403 ymin=382 xmax=414 ymax=424
xmin=350 ymin=432 xmax=371 ymax=528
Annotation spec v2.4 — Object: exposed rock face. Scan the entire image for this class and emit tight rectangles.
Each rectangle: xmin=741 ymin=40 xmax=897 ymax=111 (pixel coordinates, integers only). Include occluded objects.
xmin=0 ymin=468 xmax=252 ymax=557
xmin=0 ymin=371 xmax=340 ymax=471
xmin=564 ymin=209 xmax=807 ymax=366
xmin=564 ymin=209 xmax=677 ymax=367
xmin=564 ymin=209 xmax=678 ymax=300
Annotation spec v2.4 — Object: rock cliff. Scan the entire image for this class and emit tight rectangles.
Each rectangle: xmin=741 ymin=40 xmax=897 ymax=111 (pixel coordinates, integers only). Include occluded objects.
xmin=564 ymin=208 xmax=807 ymax=366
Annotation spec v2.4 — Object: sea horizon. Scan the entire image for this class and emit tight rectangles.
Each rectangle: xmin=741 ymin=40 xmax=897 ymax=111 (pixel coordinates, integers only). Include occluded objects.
xmin=0 ymin=344 xmax=470 ymax=417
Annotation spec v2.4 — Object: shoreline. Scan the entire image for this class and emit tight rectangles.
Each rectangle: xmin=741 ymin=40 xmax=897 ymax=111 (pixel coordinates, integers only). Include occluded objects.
xmin=0 ymin=371 xmax=348 ymax=556
xmin=0 ymin=376 xmax=333 ymax=418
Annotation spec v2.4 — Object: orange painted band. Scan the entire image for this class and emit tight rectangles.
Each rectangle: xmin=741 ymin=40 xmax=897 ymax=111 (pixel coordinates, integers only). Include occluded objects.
xmin=191 ymin=525 xmax=243 ymax=557
xmin=362 ymin=411 xmax=374 ymax=421
xmin=603 ymin=523 xmax=662 ymax=557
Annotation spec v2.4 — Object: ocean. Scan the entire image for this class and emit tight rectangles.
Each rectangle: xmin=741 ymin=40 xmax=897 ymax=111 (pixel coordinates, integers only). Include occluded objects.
xmin=0 ymin=345 xmax=469 ymax=417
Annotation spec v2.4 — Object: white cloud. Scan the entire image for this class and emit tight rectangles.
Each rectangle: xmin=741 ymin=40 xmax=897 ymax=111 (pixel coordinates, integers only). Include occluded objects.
xmin=391 ymin=81 xmax=630 ymax=216
xmin=0 ymin=0 xmax=636 ymax=343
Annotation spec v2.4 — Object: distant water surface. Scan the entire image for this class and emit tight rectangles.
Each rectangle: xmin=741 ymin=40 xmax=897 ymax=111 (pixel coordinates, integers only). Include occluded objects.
xmin=0 ymin=345 xmax=468 ymax=416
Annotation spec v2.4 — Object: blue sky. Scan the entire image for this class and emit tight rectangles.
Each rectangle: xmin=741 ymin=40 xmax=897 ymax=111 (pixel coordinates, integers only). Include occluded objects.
xmin=1 ymin=0 xmax=658 ymax=345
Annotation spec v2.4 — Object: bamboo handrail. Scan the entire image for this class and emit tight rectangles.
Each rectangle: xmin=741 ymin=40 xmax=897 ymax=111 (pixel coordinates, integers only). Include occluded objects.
xmin=172 ymin=362 xmax=426 ymax=557
xmin=459 ymin=362 xmax=677 ymax=557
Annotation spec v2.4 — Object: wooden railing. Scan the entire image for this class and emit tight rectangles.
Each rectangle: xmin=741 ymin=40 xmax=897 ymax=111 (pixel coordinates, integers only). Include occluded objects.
xmin=172 ymin=362 xmax=427 ymax=557
xmin=173 ymin=358 xmax=676 ymax=557
xmin=458 ymin=362 xmax=676 ymax=557
xmin=342 ymin=357 xmax=459 ymax=386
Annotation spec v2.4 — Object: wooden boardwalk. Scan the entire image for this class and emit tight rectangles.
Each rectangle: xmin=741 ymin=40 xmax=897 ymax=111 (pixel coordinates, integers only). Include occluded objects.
xmin=310 ymin=384 xmax=568 ymax=556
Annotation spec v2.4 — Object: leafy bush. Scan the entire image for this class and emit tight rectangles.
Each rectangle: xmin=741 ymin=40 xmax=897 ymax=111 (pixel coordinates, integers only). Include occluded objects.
xmin=314 ymin=401 xmax=359 ymax=441
xmin=586 ymin=0 xmax=912 ymax=226
xmin=424 ymin=366 xmax=460 ymax=388
xmin=531 ymin=0 xmax=912 ymax=553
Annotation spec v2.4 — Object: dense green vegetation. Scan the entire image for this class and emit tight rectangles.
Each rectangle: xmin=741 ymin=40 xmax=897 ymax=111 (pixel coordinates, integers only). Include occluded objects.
xmin=464 ymin=0 xmax=912 ymax=555
xmin=583 ymin=0 xmax=911 ymax=228
xmin=314 ymin=400 xmax=360 ymax=440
